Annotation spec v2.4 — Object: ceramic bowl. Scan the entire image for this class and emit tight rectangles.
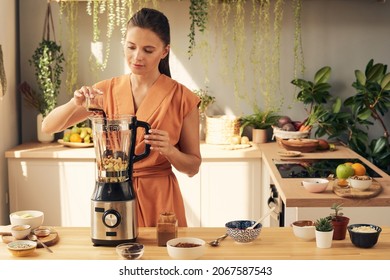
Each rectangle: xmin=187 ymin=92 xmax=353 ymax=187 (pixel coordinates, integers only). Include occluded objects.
xmin=225 ymin=220 xmax=262 ymax=243
xmin=348 ymin=224 xmax=382 ymax=248
xmin=348 ymin=175 xmax=372 ymax=191
xmin=10 ymin=210 xmax=44 ymax=230
xmin=301 ymin=178 xmax=329 ymax=193
xmin=11 ymin=224 xmax=31 ymax=240
xmin=116 ymin=242 xmax=144 ymax=260
xmin=291 ymin=220 xmax=315 ymax=241
xmin=7 ymin=240 xmax=37 ymax=257
xmin=166 ymin=237 xmax=205 ymax=260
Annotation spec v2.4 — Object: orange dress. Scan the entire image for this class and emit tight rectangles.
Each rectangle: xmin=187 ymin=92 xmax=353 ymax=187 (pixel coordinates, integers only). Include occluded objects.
xmin=93 ymin=74 xmax=200 ymax=227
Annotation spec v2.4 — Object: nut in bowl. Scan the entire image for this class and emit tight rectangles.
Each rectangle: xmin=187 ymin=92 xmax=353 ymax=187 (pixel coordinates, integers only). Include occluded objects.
xmin=10 ymin=210 xmax=44 ymax=230
xmin=348 ymin=224 xmax=382 ymax=248
xmin=225 ymin=220 xmax=262 ymax=243
xmin=291 ymin=220 xmax=315 ymax=241
xmin=166 ymin=237 xmax=205 ymax=260
xmin=116 ymin=243 xmax=144 ymax=260
xmin=348 ymin=175 xmax=372 ymax=191
xmin=7 ymin=240 xmax=37 ymax=257
xmin=301 ymin=178 xmax=329 ymax=193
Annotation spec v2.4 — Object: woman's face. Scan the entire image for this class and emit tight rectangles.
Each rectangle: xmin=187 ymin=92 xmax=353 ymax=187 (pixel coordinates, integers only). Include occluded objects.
xmin=124 ymin=26 xmax=169 ymax=76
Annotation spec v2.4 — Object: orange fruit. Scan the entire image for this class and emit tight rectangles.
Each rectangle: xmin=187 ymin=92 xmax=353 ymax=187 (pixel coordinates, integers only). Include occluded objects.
xmin=69 ymin=133 xmax=82 ymax=143
xmin=352 ymin=163 xmax=366 ymax=176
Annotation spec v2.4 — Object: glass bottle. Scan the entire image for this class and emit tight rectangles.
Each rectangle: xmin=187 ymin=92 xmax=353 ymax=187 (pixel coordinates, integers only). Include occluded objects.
xmin=157 ymin=212 xmax=178 ymax=247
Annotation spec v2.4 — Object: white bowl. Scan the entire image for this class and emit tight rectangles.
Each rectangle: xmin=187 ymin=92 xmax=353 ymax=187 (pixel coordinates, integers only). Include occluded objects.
xmin=301 ymin=178 xmax=329 ymax=193
xmin=348 ymin=175 xmax=372 ymax=191
xmin=291 ymin=220 xmax=315 ymax=241
xmin=10 ymin=210 xmax=44 ymax=230
xmin=11 ymin=225 xmax=31 ymax=240
xmin=166 ymin=237 xmax=205 ymax=260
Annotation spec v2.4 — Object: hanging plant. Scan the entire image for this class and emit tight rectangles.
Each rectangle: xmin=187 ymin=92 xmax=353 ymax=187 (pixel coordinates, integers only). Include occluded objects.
xmin=188 ymin=0 xmax=209 ymax=57
xmin=0 ymin=45 xmax=7 ymax=97
xmin=232 ymin=0 xmax=246 ymax=102
xmin=24 ymin=2 xmax=64 ymax=118
xmin=59 ymin=0 xmax=79 ymax=96
xmin=291 ymin=0 xmax=305 ymax=107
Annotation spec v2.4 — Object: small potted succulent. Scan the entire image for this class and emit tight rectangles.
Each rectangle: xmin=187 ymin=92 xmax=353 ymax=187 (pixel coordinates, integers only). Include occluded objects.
xmin=315 ymin=217 xmax=334 ymax=248
xmin=327 ymin=202 xmax=350 ymax=240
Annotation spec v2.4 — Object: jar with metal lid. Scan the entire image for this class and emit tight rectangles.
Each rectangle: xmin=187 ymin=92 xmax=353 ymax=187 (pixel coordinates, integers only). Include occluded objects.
xmin=157 ymin=212 xmax=178 ymax=246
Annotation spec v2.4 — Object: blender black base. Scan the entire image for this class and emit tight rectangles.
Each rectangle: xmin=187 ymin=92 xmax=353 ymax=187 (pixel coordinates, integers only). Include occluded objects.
xmin=92 ymin=237 xmax=137 ymax=247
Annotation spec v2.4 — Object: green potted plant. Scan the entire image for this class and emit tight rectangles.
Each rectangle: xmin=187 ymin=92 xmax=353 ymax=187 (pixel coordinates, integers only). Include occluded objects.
xmin=315 ymin=217 xmax=334 ymax=248
xmin=327 ymin=203 xmax=350 ymax=240
xmin=344 ymin=59 xmax=390 ymax=174
xmin=239 ymin=109 xmax=280 ymax=143
xmin=291 ymin=66 xmax=351 ymax=138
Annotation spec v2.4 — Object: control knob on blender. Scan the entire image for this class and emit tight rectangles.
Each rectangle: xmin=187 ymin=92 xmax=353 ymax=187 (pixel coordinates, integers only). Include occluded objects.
xmin=102 ymin=209 xmax=121 ymax=228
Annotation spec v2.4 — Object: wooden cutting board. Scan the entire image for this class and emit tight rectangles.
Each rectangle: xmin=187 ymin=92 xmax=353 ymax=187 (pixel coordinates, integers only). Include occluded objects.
xmin=333 ymin=179 xmax=382 ymax=199
xmin=1 ymin=227 xmax=59 ymax=247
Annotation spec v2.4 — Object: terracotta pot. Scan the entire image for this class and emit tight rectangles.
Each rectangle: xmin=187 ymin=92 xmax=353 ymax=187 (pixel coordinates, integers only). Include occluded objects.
xmin=252 ymin=128 xmax=268 ymax=143
xmin=331 ymin=216 xmax=350 ymax=240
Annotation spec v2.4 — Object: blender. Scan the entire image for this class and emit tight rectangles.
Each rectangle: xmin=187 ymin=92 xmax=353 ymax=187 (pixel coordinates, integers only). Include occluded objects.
xmin=89 ymin=114 xmax=150 ymax=246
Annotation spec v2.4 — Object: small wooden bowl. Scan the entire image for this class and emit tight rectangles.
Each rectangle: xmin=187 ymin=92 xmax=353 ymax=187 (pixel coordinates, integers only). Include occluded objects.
xmin=280 ymin=138 xmax=319 ymax=153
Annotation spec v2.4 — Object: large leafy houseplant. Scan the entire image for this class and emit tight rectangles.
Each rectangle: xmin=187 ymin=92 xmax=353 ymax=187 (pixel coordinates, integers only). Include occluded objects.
xmin=344 ymin=59 xmax=390 ymax=173
xmin=291 ymin=66 xmax=351 ymax=139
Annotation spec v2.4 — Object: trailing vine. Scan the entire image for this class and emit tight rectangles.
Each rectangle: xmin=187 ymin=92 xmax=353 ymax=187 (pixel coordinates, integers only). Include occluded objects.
xmin=292 ymin=0 xmax=305 ymax=99
xmin=59 ymin=0 xmax=79 ymax=96
xmin=188 ymin=0 xmax=209 ymax=57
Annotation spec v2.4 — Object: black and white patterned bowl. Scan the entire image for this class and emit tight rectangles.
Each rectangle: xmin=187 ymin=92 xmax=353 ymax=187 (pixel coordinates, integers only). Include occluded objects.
xmin=225 ymin=220 xmax=262 ymax=243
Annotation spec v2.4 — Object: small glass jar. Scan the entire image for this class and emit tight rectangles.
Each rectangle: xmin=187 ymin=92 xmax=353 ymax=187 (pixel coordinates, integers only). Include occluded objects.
xmin=157 ymin=212 xmax=178 ymax=247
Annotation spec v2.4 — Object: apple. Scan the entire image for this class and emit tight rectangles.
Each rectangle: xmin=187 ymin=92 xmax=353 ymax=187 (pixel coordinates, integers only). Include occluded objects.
xmin=336 ymin=163 xmax=355 ymax=179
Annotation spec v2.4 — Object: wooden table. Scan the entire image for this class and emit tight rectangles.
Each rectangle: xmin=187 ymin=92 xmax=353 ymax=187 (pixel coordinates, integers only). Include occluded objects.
xmin=1 ymin=227 xmax=389 ymax=260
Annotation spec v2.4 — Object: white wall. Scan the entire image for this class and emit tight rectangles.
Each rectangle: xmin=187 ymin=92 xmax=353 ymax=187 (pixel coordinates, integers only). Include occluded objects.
xmin=18 ymin=0 xmax=390 ymax=143
xmin=0 ymin=0 xmax=18 ymax=224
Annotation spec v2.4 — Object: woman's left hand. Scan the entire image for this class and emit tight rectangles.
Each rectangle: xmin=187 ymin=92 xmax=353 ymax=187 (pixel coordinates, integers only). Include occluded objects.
xmin=144 ymin=129 xmax=174 ymax=156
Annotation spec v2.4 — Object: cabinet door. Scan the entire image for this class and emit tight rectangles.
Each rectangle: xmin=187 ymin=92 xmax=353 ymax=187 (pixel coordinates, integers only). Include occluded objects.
xmin=8 ymin=159 xmax=95 ymax=226
xmin=200 ymin=159 xmax=261 ymax=227
xmin=173 ymin=168 xmax=201 ymax=227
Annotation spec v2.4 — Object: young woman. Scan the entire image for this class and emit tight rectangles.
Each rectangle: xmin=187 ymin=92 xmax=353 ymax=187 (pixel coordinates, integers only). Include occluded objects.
xmin=42 ymin=8 xmax=201 ymax=227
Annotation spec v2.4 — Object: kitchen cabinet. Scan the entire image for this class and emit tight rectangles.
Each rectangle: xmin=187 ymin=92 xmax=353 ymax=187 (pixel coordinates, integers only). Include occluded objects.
xmin=6 ymin=143 xmax=96 ymax=227
xmin=173 ymin=145 xmax=262 ymax=227
xmin=6 ymin=142 xmax=263 ymax=228
xmin=7 ymin=159 xmax=95 ymax=226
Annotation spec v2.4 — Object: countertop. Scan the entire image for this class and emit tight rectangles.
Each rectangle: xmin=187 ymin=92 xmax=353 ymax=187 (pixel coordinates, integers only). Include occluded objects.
xmin=1 ymin=226 xmax=389 ymax=260
xmin=4 ymin=141 xmax=262 ymax=160
xmin=259 ymin=142 xmax=390 ymax=207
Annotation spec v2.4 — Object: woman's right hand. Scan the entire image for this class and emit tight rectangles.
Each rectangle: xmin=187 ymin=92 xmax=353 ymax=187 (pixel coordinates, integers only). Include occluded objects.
xmin=73 ymin=86 xmax=103 ymax=109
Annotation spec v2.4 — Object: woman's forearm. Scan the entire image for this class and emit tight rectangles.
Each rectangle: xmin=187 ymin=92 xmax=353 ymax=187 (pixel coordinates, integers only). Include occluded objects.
xmin=41 ymin=98 xmax=90 ymax=133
